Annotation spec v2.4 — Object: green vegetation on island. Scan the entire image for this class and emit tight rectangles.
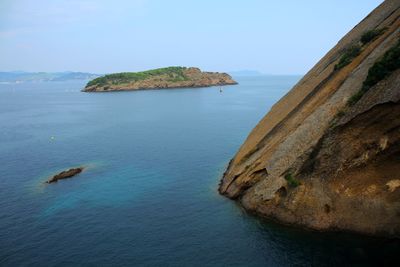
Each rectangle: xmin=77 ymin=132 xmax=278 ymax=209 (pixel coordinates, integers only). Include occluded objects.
xmin=86 ymin=67 xmax=189 ymax=88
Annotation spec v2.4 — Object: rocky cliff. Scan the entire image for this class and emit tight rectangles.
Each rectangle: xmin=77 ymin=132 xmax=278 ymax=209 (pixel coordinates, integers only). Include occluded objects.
xmin=83 ymin=67 xmax=237 ymax=92
xmin=219 ymin=0 xmax=400 ymax=237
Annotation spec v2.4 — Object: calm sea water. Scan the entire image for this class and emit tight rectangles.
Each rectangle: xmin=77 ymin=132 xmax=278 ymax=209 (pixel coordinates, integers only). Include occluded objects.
xmin=0 ymin=76 xmax=397 ymax=266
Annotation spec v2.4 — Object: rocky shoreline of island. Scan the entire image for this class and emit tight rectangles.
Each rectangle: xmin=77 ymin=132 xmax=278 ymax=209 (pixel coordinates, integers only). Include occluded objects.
xmin=82 ymin=67 xmax=237 ymax=92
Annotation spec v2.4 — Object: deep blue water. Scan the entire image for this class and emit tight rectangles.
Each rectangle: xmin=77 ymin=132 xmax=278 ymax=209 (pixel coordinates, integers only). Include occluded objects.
xmin=0 ymin=77 xmax=397 ymax=266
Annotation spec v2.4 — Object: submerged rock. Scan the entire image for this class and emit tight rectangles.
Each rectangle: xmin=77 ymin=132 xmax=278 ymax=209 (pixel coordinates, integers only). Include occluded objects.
xmin=219 ymin=0 xmax=400 ymax=237
xmin=46 ymin=167 xmax=84 ymax=184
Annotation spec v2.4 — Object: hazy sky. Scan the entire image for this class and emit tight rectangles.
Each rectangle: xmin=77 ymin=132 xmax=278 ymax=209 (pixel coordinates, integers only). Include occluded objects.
xmin=0 ymin=0 xmax=383 ymax=74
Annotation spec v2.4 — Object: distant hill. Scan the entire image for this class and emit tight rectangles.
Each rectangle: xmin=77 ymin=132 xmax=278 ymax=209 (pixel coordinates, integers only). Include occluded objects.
xmin=0 ymin=71 xmax=100 ymax=83
xmin=228 ymin=70 xmax=265 ymax=76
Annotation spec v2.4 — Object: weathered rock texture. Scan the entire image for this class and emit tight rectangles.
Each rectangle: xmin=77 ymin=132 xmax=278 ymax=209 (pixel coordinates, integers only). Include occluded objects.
xmin=83 ymin=67 xmax=237 ymax=92
xmin=219 ymin=0 xmax=400 ymax=237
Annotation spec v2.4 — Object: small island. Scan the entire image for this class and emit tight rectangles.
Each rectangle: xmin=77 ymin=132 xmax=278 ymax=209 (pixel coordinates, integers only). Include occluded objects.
xmin=82 ymin=66 xmax=237 ymax=92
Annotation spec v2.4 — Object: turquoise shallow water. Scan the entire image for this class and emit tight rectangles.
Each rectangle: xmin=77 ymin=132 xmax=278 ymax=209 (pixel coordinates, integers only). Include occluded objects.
xmin=0 ymin=77 xmax=398 ymax=266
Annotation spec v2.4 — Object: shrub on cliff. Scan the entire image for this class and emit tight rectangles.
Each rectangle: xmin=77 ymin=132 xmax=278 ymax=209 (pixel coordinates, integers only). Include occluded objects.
xmin=348 ymin=39 xmax=400 ymax=106
xmin=361 ymin=28 xmax=386 ymax=45
xmin=334 ymin=45 xmax=361 ymax=70
xmin=363 ymin=39 xmax=400 ymax=87
xmin=284 ymin=173 xmax=300 ymax=187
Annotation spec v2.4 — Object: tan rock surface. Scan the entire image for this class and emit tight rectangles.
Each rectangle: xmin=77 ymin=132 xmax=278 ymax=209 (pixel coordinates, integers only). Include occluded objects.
xmin=219 ymin=0 xmax=400 ymax=237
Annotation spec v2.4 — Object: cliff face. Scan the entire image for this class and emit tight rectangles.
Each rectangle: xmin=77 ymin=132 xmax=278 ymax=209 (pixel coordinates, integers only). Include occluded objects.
xmin=83 ymin=67 xmax=237 ymax=92
xmin=219 ymin=0 xmax=400 ymax=237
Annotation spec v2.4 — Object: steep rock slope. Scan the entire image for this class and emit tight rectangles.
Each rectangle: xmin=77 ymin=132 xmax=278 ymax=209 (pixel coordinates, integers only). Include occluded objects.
xmin=219 ymin=0 xmax=400 ymax=236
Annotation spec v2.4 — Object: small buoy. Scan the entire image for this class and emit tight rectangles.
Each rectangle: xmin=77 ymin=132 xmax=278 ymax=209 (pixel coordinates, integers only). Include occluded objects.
xmin=50 ymin=136 xmax=55 ymax=141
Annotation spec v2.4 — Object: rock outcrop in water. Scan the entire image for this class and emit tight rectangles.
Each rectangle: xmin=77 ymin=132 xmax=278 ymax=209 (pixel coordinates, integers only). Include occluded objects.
xmin=219 ymin=0 xmax=400 ymax=237
xmin=47 ymin=167 xmax=84 ymax=183
xmin=82 ymin=67 xmax=237 ymax=92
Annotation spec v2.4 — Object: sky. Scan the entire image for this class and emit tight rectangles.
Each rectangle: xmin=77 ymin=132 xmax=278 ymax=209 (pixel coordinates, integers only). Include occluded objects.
xmin=0 ymin=0 xmax=384 ymax=74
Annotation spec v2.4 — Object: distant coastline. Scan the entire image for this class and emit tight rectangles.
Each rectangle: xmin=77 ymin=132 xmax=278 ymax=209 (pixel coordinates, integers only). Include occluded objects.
xmin=0 ymin=71 xmax=100 ymax=83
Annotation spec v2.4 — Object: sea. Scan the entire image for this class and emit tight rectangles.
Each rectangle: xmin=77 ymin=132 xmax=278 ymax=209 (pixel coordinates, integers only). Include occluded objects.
xmin=0 ymin=76 xmax=397 ymax=266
